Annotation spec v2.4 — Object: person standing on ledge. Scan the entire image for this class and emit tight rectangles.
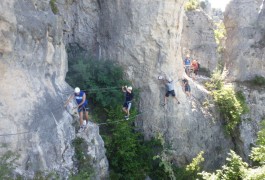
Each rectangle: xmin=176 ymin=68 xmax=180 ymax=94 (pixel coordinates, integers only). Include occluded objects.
xmin=122 ymin=86 xmax=134 ymax=120
xmin=64 ymin=87 xmax=89 ymax=130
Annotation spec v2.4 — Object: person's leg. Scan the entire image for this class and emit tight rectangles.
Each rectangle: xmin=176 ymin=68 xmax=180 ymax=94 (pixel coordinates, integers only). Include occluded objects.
xmin=172 ymin=91 xmax=180 ymax=104
xmin=127 ymin=102 xmax=132 ymax=116
xmin=84 ymin=105 xmax=89 ymax=121
xmin=122 ymin=103 xmax=127 ymax=113
xmin=79 ymin=111 xmax=84 ymax=127
xmin=164 ymin=92 xmax=169 ymax=105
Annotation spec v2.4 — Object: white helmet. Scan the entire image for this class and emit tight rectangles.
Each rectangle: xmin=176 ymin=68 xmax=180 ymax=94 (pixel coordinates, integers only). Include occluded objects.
xmin=167 ymin=78 xmax=172 ymax=82
xmin=127 ymin=86 xmax=132 ymax=91
xmin=74 ymin=87 xmax=80 ymax=93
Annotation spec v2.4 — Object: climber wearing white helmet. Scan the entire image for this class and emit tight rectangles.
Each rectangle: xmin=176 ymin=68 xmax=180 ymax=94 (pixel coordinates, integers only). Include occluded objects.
xmin=122 ymin=85 xmax=134 ymax=120
xmin=64 ymin=87 xmax=89 ymax=130
xmin=163 ymin=78 xmax=180 ymax=106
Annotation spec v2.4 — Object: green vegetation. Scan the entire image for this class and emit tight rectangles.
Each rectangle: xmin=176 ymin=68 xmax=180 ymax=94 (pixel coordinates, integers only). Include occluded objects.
xmin=200 ymin=150 xmax=248 ymax=180
xmin=250 ymin=120 xmax=265 ymax=163
xmin=66 ymin=56 xmax=129 ymax=112
xmin=0 ymin=151 xmax=19 ymax=179
xmin=66 ymin=54 xmax=204 ymax=179
xmin=184 ymin=0 xmax=200 ymax=11
xmin=214 ymin=22 xmax=226 ymax=53
xmin=186 ymin=151 xmax=204 ymax=176
xmin=206 ymin=70 xmax=248 ymax=134
xmin=250 ymin=75 xmax=265 ymax=86
xmin=70 ymin=137 xmax=93 ymax=179
xmin=49 ymin=0 xmax=59 ymax=14
xmin=199 ymin=120 xmax=265 ymax=180
xmin=33 ymin=171 xmax=59 ymax=180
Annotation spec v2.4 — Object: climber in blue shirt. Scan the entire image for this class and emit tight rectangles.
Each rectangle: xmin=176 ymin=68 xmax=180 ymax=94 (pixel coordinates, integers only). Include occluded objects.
xmin=65 ymin=87 xmax=89 ymax=130
xmin=183 ymin=54 xmax=191 ymax=76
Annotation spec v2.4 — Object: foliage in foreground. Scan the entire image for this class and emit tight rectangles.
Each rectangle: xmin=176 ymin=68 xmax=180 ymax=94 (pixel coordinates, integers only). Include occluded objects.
xmin=104 ymin=107 xmax=204 ymax=179
xmin=250 ymin=120 xmax=265 ymax=164
xmin=200 ymin=150 xmax=248 ymax=180
xmin=0 ymin=151 xmax=19 ymax=179
xmin=200 ymin=120 xmax=265 ymax=180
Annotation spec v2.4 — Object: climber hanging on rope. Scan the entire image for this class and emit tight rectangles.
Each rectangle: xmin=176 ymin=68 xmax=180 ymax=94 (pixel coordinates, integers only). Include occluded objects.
xmin=64 ymin=87 xmax=89 ymax=131
xmin=122 ymin=86 xmax=134 ymax=120
xmin=162 ymin=77 xmax=180 ymax=106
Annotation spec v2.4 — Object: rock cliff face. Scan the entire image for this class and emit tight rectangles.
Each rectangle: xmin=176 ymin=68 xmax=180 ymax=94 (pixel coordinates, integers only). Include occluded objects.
xmin=0 ymin=0 xmax=107 ymax=178
xmin=224 ymin=0 xmax=265 ymax=81
xmin=97 ymin=0 xmax=232 ymax=169
xmin=223 ymin=0 xmax=265 ymax=161
xmin=181 ymin=10 xmax=218 ymax=71
xmin=2 ymin=0 xmax=265 ymax=177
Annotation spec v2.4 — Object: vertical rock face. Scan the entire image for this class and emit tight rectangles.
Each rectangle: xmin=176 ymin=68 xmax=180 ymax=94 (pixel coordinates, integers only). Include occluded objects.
xmin=223 ymin=0 xmax=265 ymax=161
xmin=61 ymin=0 xmax=100 ymax=55
xmin=98 ymin=0 xmax=233 ymax=169
xmin=0 ymin=0 xmax=108 ymax=178
xmin=224 ymin=0 xmax=265 ymax=81
xmin=181 ymin=10 xmax=218 ymax=71
xmin=0 ymin=0 xmax=74 ymax=177
xmin=77 ymin=121 xmax=109 ymax=180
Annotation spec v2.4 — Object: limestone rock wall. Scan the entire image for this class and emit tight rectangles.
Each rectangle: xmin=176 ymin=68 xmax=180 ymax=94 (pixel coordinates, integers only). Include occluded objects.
xmin=181 ymin=10 xmax=218 ymax=71
xmin=0 ymin=0 xmax=108 ymax=178
xmin=223 ymin=0 xmax=265 ymax=161
xmin=61 ymin=0 xmax=100 ymax=55
xmin=97 ymin=0 xmax=233 ymax=169
xmin=224 ymin=0 xmax=265 ymax=81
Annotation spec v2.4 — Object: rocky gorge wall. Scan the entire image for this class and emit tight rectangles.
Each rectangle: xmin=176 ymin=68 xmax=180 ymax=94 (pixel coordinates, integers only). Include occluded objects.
xmin=181 ymin=9 xmax=218 ymax=71
xmin=97 ymin=0 xmax=233 ymax=169
xmin=0 ymin=0 xmax=108 ymax=178
xmin=1 ymin=0 xmax=265 ymax=177
xmin=223 ymin=0 xmax=265 ymax=161
xmin=224 ymin=0 xmax=265 ymax=81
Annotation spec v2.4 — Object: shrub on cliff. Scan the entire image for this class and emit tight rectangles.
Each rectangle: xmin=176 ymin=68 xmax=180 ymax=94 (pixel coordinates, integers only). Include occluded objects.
xmin=200 ymin=120 xmax=265 ymax=180
xmin=206 ymin=70 xmax=248 ymax=134
xmin=49 ymin=0 xmax=59 ymax=14
xmin=184 ymin=0 xmax=200 ymax=11
xmin=251 ymin=75 xmax=265 ymax=86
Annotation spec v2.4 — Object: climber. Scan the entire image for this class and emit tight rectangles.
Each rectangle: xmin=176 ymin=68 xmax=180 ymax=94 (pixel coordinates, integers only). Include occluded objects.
xmin=183 ymin=54 xmax=191 ymax=76
xmin=182 ymin=78 xmax=191 ymax=97
xmin=191 ymin=59 xmax=199 ymax=80
xmin=64 ymin=87 xmax=89 ymax=130
xmin=122 ymin=86 xmax=134 ymax=120
xmin=163 ymin=78 xmax=180 ymax=106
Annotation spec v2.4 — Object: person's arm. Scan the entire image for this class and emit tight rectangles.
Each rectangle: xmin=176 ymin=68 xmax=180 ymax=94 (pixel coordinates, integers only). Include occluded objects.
xmin=122 ymin=86 xmax=127 ymax=92
xmin=77 ymin=93 xmax=86 ymax=108
xmin=64 ymin=94 xmax=74 ymax=107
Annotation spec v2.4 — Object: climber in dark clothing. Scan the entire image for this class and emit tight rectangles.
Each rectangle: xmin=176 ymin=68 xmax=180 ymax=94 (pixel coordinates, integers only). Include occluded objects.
xmin=182 ymin=78 xmax=191 ymax=97
xmin=122 ymin=86 xmax=134 ymax=120
xmin=163 ymin=78 xmax=180 ymax=106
